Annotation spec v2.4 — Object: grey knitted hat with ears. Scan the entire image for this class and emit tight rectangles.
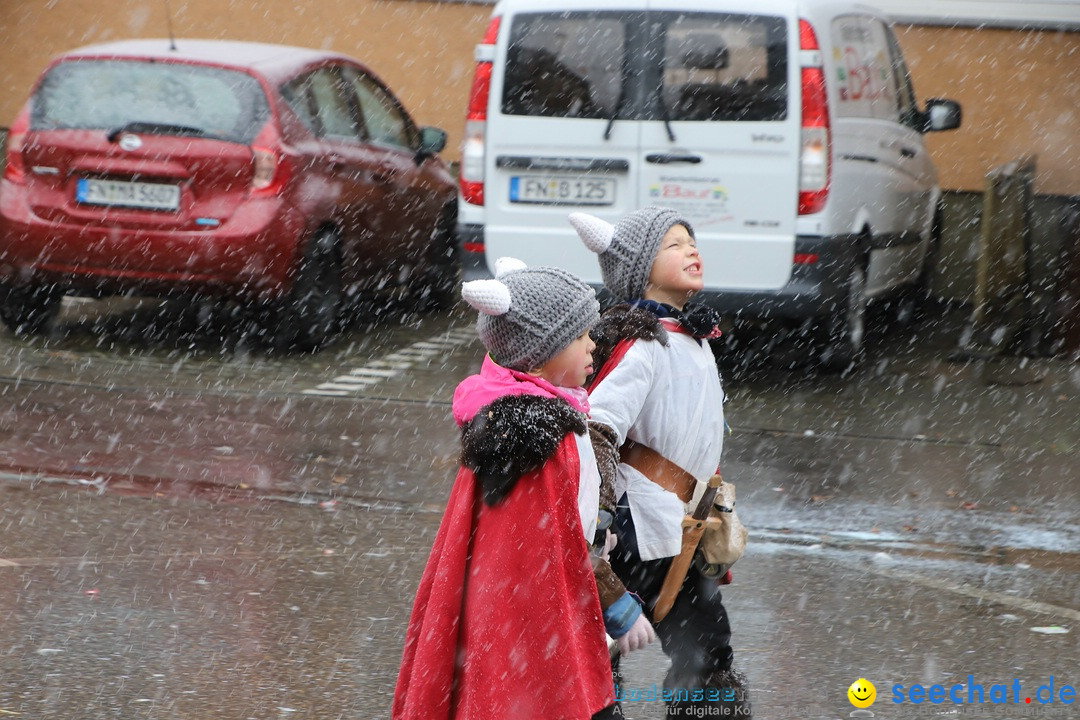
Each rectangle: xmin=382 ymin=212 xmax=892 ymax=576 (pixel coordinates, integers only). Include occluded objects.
xmin=461 ymin=257 xmax=600 ymax=371
xmin=569 ymin=206 xmax=694 ymax=302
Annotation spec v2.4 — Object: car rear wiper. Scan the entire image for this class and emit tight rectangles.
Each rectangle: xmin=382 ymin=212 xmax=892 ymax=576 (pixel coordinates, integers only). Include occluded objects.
xmin=655 ymin=88 xmax=676 ymax=143
xmin=106 ymin=122 xmax=219 ymax=143
xmin=603 ymin=83 xmax=628 ymax=141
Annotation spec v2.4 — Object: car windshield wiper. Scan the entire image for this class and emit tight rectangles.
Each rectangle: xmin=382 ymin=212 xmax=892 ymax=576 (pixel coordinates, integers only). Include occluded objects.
xmin=106 ymin=122 xmax=220 ymax=143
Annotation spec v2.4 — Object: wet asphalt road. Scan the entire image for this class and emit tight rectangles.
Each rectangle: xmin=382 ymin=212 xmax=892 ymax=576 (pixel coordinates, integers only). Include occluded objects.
xmin=1 ymin=297 xmax=1079 ymax=719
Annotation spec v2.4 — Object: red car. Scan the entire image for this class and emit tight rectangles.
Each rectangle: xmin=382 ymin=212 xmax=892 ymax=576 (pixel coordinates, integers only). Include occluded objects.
xmin=0 ymin=39 xmax=458 ymax=348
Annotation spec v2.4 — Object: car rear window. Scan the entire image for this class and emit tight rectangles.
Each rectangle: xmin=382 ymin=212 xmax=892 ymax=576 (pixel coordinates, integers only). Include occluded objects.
xmin=661 ymin=14 xmax=787 ymax=122
xmin=503 ymin=13 xmax=627 ymax=119
xmin=501 ymin=11 xmax=790 ymax=121
xmin=502 ymin=11 xmax=786 ymax=122
xmin=31 ymin=59 xmax=271 ymax=144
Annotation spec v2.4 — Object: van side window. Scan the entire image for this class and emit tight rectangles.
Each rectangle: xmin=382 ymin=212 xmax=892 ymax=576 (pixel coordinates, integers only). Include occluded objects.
xmin=661 ymin=14 xmax=787 ymax=122
xmin=502 ymin=14 xmax=625 ymax=118
xmin=884 ymin=26 xmax=921 ymax=130
xmin=831 ymin=15 xmax=898 ymax=122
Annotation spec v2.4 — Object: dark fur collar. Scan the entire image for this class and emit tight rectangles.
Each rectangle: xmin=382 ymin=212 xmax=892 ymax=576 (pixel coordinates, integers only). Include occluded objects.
xmin=586 ymin=304 xmax=668 ymax=388
xmin=461 ymin=393 xmax=586 ymax=506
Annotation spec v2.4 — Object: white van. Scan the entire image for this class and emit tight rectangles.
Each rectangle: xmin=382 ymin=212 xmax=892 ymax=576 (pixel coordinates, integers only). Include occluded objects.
xmin=456 ymin=0 xmax=961 ymax=368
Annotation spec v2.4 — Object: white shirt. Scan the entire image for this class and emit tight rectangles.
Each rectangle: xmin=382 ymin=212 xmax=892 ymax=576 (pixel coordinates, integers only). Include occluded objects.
xmin=574 ymin=431 xmax=601 ymax=543
xmin=588 ymin=325 xmax=725 ymax=560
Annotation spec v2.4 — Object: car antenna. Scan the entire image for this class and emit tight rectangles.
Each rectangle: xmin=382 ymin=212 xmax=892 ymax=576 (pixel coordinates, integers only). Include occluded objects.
xmin=164 ymin=0 xmax=178 ymax=51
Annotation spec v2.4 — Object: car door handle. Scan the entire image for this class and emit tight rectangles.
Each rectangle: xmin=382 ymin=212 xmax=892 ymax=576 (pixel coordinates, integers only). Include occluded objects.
xmin=899 ymin=147 xmax=917 ymax=158
xmin=372 ymin=165 xmax=397 ymax=184
xmin=645 ymin=153 xmax=702 ymax=165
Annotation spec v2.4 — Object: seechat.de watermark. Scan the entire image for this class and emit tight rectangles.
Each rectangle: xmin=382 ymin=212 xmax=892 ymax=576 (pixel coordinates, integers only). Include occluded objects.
xmin=891 ymin=677 xmax=1076 ymax=707
xmin=843 ymin=676 xmax=1076 ymax=717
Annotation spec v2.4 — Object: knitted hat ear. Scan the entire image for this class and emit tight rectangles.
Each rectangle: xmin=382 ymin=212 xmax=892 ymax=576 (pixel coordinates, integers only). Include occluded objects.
xmin=462 ymin=279 xmax=512 ymax=316
xmin=494 ymin=256 xmax=528 ymax=278
xmin=568 ymin=212 xmax=614 ymax=255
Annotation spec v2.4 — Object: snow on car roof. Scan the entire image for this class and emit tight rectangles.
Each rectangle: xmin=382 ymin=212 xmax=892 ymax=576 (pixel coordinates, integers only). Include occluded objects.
xmin=53 ymin=39 xmax=356 ymax=76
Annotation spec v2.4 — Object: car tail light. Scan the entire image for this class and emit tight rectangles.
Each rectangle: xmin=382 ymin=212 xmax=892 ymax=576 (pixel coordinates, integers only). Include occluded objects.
xmin=3 ymin=109 xmax=29 ymax=184
xmin=250 ymin=123 xmax=292 ymax=197
xmin=798 ymin=19 xmax=830 ymax=216
xmin=460 ymin=16 xmax=500 ymax=206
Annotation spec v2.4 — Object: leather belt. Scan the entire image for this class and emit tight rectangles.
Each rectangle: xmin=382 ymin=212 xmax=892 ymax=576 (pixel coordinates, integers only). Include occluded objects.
xmin=619 ymin=440 xmax=696 ymax=504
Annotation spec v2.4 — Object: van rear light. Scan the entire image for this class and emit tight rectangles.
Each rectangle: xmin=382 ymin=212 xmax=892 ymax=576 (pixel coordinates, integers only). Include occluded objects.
xmin=798 ymin=20 xmax=830 ymax=216
xmin=3 ymin=110 xmax=29 ymax=184
xmin=250 ymin=123 xmax=292 ymax=197
xmin=460 ymin=16 xmax=500 ymax=207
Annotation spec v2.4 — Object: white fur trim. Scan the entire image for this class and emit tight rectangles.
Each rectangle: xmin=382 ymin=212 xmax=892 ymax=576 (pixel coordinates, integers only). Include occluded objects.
xmin=461 ymin=279 xmax=512 ymax=316
xmin=568 ymin=212 xmax=614 ymax=254
xmin=494 ymin=256 xmax=528 ymax=278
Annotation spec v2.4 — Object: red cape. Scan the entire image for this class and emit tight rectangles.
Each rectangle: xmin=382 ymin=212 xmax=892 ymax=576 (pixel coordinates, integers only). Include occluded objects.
xmin=393 ymin=437 xmax=613 ymax=719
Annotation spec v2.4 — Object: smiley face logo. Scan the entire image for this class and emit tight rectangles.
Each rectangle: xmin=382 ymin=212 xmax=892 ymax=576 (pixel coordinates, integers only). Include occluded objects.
xmin=848 ymin=678 xmax=876 ymax=708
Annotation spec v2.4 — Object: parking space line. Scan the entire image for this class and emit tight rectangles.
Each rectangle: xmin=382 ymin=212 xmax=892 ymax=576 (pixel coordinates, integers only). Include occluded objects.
xmin=300 ymin=327 xmax=477 ymax=398
xmin=332 ymin=376 xmax=379 ymax=385
xmin=347 ymin=367 xmax=398 ymax=378
xmin=867 ymin=566 xmax=1080 ymax=623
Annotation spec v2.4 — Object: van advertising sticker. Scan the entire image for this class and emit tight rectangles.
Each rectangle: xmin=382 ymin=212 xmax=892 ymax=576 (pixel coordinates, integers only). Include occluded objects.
xmin=648 ymin=176 xmax=733 ymax=227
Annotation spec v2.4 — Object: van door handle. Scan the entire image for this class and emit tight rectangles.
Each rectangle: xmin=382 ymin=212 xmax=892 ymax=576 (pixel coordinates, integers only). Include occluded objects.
xmin=645 ymin=153 xmax=702 ymax=165
xmin=881 ymin=141 xmax=918 ymax=159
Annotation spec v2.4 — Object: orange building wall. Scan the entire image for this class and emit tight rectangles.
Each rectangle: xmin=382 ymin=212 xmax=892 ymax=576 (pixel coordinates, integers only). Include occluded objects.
xmin=895 ymin=25 xmax=1080 ymax=196
xmin=0 ymin=0 xmax=491 ymax=159
xmin=1 ymin=3 xmax=1077 ymax=196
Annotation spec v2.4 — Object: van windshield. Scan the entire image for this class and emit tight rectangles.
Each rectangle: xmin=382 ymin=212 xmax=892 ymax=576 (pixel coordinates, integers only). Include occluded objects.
xmin=502 ymin=12 xmax=787 ymax=122
xmin=31 ymin=60 xmax=271 ymax=144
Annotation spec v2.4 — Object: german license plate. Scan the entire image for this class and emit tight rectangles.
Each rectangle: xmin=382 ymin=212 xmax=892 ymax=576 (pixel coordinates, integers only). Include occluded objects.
xmin=510 ymin=176 xmax=615 ymax=206
xmin=76 ymin=178 xmax=181 ymax=211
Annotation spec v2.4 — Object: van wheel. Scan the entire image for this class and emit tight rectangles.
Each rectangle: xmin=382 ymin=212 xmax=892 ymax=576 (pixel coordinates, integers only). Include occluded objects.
xmin=818 ymin=261 xmax=867 ymax=373
xmin=889 ymin=204 xmax=943 ymax=329
xmin=0 ymin=283 xmax=63 ymax=336
xmin=417 ymin=208 xmax=460 ymax=311
xmin=275 ymin=229 xmax=342 ymax=351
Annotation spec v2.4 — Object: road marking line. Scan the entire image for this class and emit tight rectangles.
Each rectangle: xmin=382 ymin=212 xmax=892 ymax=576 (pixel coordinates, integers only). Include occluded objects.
xmin=332 ymin=376 xmax=378 ymax=385
xmin=866 ymin=566 xmax=1080 ymax=623
xmin=300 ymin=326 xmax=476 ymax=398
xmin=347 ymin=367 xmax=398 ymax=378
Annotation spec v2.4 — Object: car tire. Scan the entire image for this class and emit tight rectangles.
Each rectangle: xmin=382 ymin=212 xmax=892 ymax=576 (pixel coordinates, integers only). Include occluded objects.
xmin=818 ymin=260 xmax=868 ymax=373
xmin=275 ymin=229 xmax=342 ymax=351
xmin=0 ymin=283 xmax=63 ymax=336
xmin=416 ymin=207 xmax=460 ymax=311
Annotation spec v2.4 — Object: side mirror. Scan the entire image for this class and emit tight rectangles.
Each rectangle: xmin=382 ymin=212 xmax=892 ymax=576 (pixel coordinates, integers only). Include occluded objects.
xmin=923 ymin=98 xmax=962 ymax=133
xmin=416 ymin=126 xmax=448 ymax=161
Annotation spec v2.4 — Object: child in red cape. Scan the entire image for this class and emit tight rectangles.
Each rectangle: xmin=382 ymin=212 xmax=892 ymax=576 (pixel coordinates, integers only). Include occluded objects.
xmin=393 ymin=257 xmax=622 ymax=720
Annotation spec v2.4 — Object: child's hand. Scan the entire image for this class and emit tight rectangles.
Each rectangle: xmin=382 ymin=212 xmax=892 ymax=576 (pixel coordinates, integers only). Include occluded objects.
xmin=617 ymin=614 xmax=657 ymax=655
xmin=601 ymin=529 xmax=618 ymax=562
